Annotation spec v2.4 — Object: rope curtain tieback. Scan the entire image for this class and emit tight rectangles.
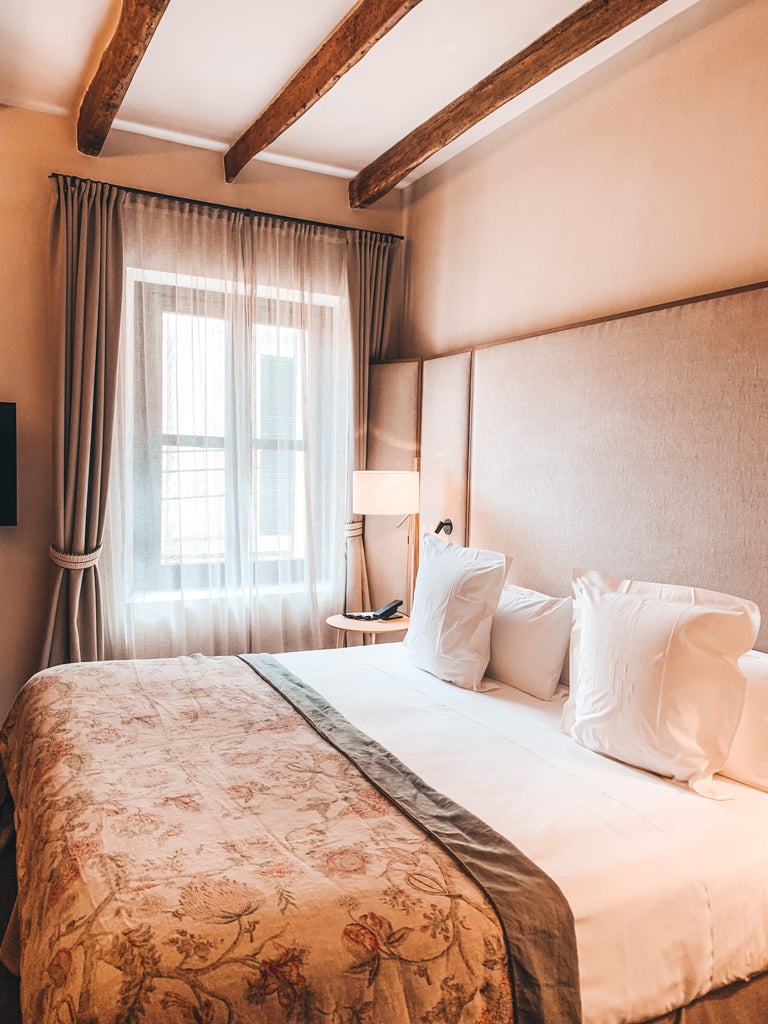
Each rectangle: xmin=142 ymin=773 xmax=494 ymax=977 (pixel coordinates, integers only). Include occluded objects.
xmin=344 ymin=520 xmax=363 ymax=539
xmin=48 ymin=545 xmax=102 ymax=571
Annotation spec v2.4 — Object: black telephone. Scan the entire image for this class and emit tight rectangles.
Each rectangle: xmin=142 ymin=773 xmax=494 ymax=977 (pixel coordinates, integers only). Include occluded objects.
xmin=343 ymin=599 xmax=403 ymax=622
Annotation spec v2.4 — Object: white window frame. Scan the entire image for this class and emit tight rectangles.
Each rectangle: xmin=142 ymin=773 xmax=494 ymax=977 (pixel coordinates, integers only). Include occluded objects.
xmin=123 ymin=268 xmax=339 ymax=596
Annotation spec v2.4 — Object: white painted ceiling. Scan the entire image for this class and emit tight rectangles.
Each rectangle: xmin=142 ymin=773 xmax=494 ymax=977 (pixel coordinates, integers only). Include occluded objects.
xmin=0 ymin=0 xmax=739 ymax=188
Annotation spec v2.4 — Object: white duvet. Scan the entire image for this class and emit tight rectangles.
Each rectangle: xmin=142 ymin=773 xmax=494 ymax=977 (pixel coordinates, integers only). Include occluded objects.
xmin=277 ymin=642 xmax=768 ymax=1024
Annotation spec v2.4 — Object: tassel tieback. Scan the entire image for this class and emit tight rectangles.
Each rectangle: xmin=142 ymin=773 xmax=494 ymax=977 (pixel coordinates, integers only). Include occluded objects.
xmin=48 ymin=545 xmax=102 ymax=570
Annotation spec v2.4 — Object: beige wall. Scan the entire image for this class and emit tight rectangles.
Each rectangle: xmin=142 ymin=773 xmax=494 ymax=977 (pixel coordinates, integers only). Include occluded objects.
xmin=402 ymin=0 xmax=768 ymax=357
xmin=0 ymin=106 xmax=403 ymax=718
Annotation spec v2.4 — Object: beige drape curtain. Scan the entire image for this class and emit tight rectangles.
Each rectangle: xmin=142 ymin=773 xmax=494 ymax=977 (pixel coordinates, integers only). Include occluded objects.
xmin=343 ymin=231 xmax=402 ymax=615
xmin=42 ymin=177 xmax=124 ymax=667
xmin=41 ymin=174 xmax=402 ymax=663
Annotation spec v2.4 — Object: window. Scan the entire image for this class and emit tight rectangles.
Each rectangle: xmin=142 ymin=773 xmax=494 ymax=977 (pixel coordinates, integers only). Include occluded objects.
xmin=160 ymin=308 xmax=227 ymax=568
xmin=125 ymin=271 xmax=339 ymax=597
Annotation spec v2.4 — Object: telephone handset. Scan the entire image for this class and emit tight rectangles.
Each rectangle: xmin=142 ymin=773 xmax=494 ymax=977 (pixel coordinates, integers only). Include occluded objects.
xmin=342 ymin=599 xmax=403 ymax=622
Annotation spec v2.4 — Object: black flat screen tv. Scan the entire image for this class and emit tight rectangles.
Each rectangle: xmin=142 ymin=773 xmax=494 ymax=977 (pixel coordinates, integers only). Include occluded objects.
xmin=0 ymin=402 xmax=17 ymax=526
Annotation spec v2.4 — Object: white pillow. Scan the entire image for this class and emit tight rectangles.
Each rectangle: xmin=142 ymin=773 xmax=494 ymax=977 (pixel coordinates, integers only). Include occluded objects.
xmin=720 ymin=650 xmax=768 ymax=791
xmin=563 ymin=568 xmax=762 ymax=733
xmin=486 ymin=585 xmax=572 ymax=699
xmin=405 ymin=534 xmax=509 ymax=690
xmin=569 ymin=590 xmax=757 ymax=793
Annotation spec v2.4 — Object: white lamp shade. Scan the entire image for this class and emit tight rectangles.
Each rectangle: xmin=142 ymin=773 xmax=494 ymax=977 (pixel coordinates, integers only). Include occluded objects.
xmin=352 ymin=471 xmax=420 ymax=515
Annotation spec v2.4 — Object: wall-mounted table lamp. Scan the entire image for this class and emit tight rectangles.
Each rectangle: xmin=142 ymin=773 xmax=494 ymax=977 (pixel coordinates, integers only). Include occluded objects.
xmin=0 ymin=402 xmax=17 ymax=527
xmin=352 ymin=470 xmax=420 ymax=611
xmin=435 ymin=519 xmax=453 ymax=535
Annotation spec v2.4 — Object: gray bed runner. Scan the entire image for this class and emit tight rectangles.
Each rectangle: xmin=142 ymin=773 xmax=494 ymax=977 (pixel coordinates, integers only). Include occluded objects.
xmin=240 ymin=652 xmax=582 ymax=1024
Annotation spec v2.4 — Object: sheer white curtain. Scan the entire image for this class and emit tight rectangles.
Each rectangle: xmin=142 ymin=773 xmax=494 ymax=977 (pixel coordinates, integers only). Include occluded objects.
xmin=103 ymin=195 xmax=352 ymax=658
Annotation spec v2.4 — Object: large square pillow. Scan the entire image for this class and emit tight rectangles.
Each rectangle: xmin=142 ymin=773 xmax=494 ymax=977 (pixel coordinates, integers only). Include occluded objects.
xmin=569 ymin=590 xmax=757 ymax=793
xmin=405 ymin=534 xmax=509 ymax=690
xmin=487 ymin=585 xmax=572 ymax=699
xmin=563 ymin=569 xmax=761 ymax=733
xmin=720 ymin=650 xmax=768 ymax=791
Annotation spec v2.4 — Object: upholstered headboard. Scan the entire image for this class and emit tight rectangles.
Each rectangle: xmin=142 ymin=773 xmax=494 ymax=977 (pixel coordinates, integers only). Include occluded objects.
xmin=419 ymin=352 xmax=471 ymax=546
xmin=365 ymin=360 xmax=420 ymax=610
xmin=418 ymin=281 xmax=768 ymax=651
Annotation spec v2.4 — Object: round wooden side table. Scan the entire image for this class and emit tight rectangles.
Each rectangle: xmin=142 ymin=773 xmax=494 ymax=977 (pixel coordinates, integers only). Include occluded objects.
xmin=326 ymin=613 xmax=410 ymax=648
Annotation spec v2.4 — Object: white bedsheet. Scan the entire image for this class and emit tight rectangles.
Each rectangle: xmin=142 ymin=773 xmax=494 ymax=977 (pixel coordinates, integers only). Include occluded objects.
xmin=277 ymin=642 xmax=768 ymax=1024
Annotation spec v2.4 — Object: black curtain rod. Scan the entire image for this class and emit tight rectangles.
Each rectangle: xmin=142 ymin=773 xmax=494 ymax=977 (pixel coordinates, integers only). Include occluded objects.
xmin=49 ymin=172 xmax=404 ymax=242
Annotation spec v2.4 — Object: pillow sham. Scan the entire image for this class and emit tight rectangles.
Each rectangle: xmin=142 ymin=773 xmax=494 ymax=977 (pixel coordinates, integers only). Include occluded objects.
xmin=563 ymin=568 xmax=762 ymax=733
xmin=569 ymin=590 xmax=757 ymax=793
xmin=486 ymin=585 xmax=572 ymax=699
xmin=405 ymin=534 xmax=509 ymax=690
xmin=720 ymin=650 xmax=768 ymax=791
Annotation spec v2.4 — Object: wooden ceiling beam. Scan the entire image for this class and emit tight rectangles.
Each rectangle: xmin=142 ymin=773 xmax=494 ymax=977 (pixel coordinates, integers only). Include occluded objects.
xmin=224 ymin=0 xmax=422 ymax=183
xmin=77 ymin=0 xmax=172 ymax=157
xmin=349 ymin=0 xmax=669 ymax=208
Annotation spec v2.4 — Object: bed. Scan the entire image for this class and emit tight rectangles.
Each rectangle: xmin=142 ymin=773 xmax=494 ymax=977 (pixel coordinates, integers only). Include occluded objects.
xmin=2 ymin=622 xmax=768 ymax=1024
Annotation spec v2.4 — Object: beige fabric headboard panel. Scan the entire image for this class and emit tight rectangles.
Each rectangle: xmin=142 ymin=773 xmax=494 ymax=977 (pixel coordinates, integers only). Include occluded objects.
xmin=469 ymin=284 xmax=768 ymax=651
xmin=420 ymin=352 xmax=472 ymax=546
xmin=366 ymin=360 xmax=420 ymax=608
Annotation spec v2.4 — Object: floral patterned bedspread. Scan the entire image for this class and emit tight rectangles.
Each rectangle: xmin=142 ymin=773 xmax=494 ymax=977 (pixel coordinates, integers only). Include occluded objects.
xmin=0 ymin=653 xmax=579 ymax=1024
